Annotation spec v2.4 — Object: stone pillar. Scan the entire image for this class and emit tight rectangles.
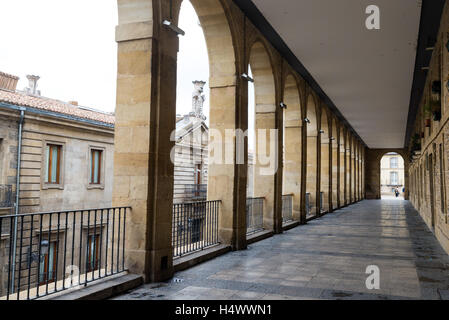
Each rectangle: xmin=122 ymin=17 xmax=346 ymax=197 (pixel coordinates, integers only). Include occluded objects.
xmin=346 ymin=141 xmax=351 ymax=205
xmin=320 ymin=140 xmax=330 ymax=213
xmin=283 ymin=79 xmax=302 ymax=222
xmin=332 ymin=139 xmax=339 ymax=209
xmin=306 ymin=135 xmax=318 ymax=216
xmin=113 ymin=0 xmax=179 ymax=282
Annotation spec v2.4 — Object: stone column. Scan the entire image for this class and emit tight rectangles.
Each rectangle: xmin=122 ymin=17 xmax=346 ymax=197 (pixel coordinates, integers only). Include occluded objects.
xmin=283 ymin=101 xmax=302 ymax=222
xmin=113 ymin=0 xmax=179 ymax=282
xmin=320 ymin=139 xmax=330 ymax=213
xmin=332 ymin=140 xmax=339 ymax=210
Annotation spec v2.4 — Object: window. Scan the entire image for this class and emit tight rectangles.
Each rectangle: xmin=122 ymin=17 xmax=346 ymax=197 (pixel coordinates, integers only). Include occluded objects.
xmin=86 ymin=234 xmax=100 ymax=272
xmin=90 ymin=149 xmax=103 ymax=184
xmin=390 ymin=172 xmax=398 ymax=185
xmin=390 ymin=157 xmax=398 ymax=169
xmin=39 ymin=241 xmax=57 ymax=285
xmin=45 ymin=144 xmax=61 ymax=184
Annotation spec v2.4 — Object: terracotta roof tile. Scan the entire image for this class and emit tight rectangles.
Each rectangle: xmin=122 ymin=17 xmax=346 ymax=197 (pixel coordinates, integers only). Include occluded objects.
xmin=0 ymin=89 xmax=115 ymax=125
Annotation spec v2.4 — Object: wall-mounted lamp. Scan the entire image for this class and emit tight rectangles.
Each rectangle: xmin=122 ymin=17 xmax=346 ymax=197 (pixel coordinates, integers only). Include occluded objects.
xmin=279 ymin=102 xmax=287 ymax=109
xmin=319 ymin=129 xmax=325 ymax=134
xmin=241 ymin=73 xmax=254 ymax=83
xmin=162 ymin=20 xmax=185 ymax=36
xmin=330 ymin=137 xmax=335 ymax=141
xmin=304 ymin=117 xmax=311 ymax=124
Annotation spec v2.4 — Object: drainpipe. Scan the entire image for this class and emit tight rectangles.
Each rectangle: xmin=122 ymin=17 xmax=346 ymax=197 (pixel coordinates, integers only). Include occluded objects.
xmin=11 ymin=107 xmax=25 ymax=293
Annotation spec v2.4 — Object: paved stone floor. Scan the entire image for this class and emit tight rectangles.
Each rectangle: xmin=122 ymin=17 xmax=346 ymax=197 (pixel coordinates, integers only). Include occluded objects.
xmin=114 ymin=200 xmax=449 ymax=300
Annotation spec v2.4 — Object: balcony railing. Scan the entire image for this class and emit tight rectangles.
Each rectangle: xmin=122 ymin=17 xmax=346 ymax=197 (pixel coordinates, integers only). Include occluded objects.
xmin=0 ymin=185 xmax=13 ymax=208
xmin=172 ymin=200 xmax=220 ymax=258
xmin=320 ymin=192 xmax=324 ymax=213
xmin=306 ymin=192 xmax=312 ymax=218
xmin=246 ymin=197 xmax=264 ymax=235
xmin=282 ymin=194 xmax=293 ymax=224
xmin=0 ymin=207 xmax=129 ymax=300
xmin=184 ymin=184 xmax=207 ymax=202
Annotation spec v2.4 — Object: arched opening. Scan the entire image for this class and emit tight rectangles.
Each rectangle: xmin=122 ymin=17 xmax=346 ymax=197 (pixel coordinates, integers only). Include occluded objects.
xmin=306 ymin=94 xmax=318 ymax=218
xmin=331 ymin=118 xmax=338 ymax=209
xmin=247 ymin=41 xmax=278 ymax=235
xmin=380 ymin=152 xmax=405 ymax=200
xmin=282 ymin=74 xmax=302 ymax=223
xmin=320 ymin=107 xmax=330 ymax=213
xmin=174 ymin=0 xmax=210 ymax=206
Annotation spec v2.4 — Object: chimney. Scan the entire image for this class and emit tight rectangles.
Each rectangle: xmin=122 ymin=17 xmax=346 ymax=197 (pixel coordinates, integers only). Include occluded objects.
xmin=25 ymin=75 xmax=41 ymax=96
xmin=69 ymin=101 xmax=78 ymax=106
xmin=0 ymin=71 xmax=19 ymax=92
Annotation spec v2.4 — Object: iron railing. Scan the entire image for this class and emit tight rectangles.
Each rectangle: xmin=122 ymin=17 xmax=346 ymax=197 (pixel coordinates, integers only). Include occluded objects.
xmin=320 ymin=192 xmax=324 ymax=213
xmin=172 ymin=200 xmax=220 ymax=257
xmin=305 ymin=193 xmax=311 ymax=217
xmin=282 ymin=194 xmax=293 ymax=224
xmin=0 ymin=207 xmax=129 ymax=300
xmin=246 ymin=197 xmax=264 ymax=235
xmin=184 ymin=184 xmax=207 ymax=202
xmin=0 ymin=185 xmax=13 ymax=208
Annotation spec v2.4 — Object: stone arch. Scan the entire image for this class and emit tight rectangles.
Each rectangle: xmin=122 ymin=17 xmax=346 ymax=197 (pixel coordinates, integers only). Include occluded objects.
xmin=282 ymin=73 xmax=302 ymax=222
xmin=320 ymin=106 xmax=330 ymax=213
xmin=305 ymin=92 xmax=319 ymax=217
xmin=248 ymin=40 xmax=279 ymax=233
xmin=379 ymin=151 xmax=406 ymax=199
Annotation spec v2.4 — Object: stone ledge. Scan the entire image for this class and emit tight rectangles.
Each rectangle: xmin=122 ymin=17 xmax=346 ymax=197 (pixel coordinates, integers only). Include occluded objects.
xmin=246 ymin=230 xmax=273 ymax=245
xmin=282 ymin=220 xmax=300 ymax=231
xmin=45 ymin=273 xmax=143 ymax=300
xmin=173 ymin=244 xmax=231 ymax=273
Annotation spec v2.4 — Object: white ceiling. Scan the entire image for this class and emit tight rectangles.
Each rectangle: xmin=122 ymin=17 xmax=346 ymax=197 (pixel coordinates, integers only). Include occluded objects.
xmin=252 ymin=0 xmax=421 ymax=148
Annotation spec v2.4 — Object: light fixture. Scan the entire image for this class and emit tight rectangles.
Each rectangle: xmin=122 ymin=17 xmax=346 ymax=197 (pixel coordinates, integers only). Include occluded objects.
xmin=40 ymin=240 xmax=49 ymax=255
xmin=241 ymin=73 xmax=254 ymax=83
xmin=162 ymin=20 xmax=185 ymax=36
xmin=304 ymin=117 xmax=310 ymax=124
xmin=319 ymin=129 xmax=325 ymax=134
xmin=330 ymin=137 xmax=335 ymax=141
xmin=279 ymin=102 xmax=287 ymax=109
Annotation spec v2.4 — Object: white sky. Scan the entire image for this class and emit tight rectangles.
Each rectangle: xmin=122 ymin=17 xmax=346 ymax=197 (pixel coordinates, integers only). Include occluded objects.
xmin=0 ymin=0 xmax=255 ymax=147
xmin=0 ymin=0 xmax=118 ymax=113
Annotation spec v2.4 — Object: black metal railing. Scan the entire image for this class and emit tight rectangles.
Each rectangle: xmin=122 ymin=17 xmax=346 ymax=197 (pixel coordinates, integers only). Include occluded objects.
xmin=320 ymin=192 xmax=324 ymax=213
xmin=0 ymin=207 xmax=129 ymax=300
xmin=184 ymin=184 xmax=207 ymax=201
xmin=305 ymin=193 xmax=312 ymax=218
xmin=172 ymin=200 xmax=220 ymax=258
xmin=282 ymin=194 xmax=293 ymax=224
xmin=0 ymin=185 xmax=13 ymax=208
xmin=246 ymin=197 xmax=264 ymax=235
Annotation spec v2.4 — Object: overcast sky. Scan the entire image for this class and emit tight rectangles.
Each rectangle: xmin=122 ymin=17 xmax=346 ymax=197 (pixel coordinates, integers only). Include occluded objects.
xmin=0 ymin=0 xmax=255 ymax=146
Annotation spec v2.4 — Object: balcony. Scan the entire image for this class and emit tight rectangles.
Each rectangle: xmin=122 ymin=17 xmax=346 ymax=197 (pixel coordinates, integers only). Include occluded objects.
xmin=0 ymin=207 xmax=129 ymax=300
xmin=184 ymin=184 xmax=207 ymax=202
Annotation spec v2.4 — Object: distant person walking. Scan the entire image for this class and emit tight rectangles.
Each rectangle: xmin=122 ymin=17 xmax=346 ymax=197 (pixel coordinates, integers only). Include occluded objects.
xmin=394 ymin=188 xmax=399 ymax=198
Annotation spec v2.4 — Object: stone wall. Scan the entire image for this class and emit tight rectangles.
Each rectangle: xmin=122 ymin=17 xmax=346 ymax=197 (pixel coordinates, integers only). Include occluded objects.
xmin=408 ymin=0 xmax=449 ymax=255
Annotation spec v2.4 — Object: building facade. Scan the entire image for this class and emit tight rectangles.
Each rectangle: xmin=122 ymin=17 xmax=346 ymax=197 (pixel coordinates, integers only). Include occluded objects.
xmin=380 ymin=152 xmax=405 ymax=197
xmin=0 ymin=72 xmax=115 ymax=297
